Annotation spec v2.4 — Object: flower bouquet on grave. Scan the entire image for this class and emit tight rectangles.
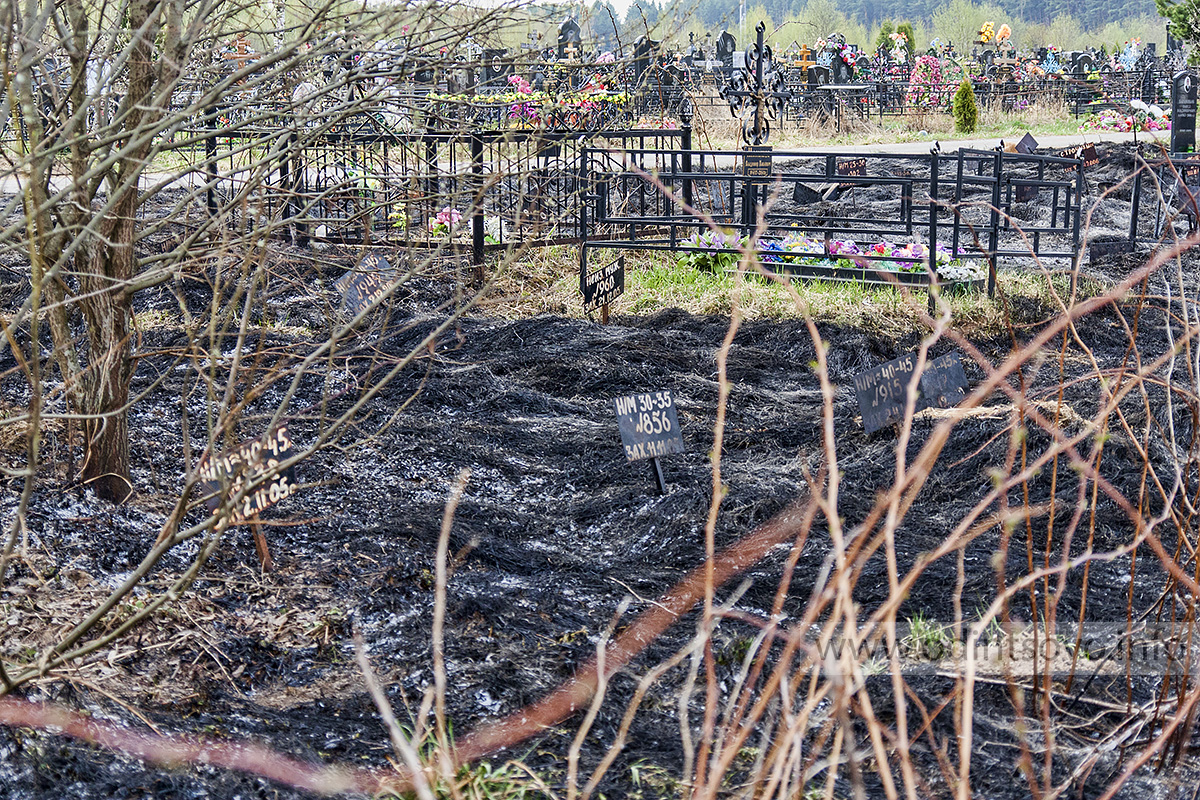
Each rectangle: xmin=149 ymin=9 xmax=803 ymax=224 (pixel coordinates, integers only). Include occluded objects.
xmin=677 ymin=229 xmax=749 ymax=271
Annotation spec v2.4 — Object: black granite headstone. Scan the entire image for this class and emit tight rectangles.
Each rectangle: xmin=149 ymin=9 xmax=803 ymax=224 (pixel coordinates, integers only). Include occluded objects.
xmin=832 ymin=55 xmax=853 ymax=84
xmin=557 ymin=17 xmax=582 ymax=59
xmin=1172 ymin=70 xmax=1197 ymax=154
xmin=717 ymin=31 xmax=736 ymax=69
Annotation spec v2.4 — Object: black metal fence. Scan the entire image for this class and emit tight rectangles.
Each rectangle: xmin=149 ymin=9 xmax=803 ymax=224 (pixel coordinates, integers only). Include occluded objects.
xmin=579 ymin=146 xmax=1086 ymax=295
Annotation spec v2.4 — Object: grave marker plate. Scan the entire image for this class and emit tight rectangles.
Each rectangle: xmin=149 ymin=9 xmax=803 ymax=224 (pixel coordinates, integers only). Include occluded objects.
xmin=1172 ymin=71 xmax=1197 ymax=154
xmin=854 ymin=351 xmax=969 ymax=433
xmin=743 ymin=146 xmax=773 ymax=183
xmin=919 ymin=353 xmax=969 ymax=408
xmin=1059 ymin=143 xmax=1098 ymax=171
xmin=197 ymin=425 xmax=300 ymax=523
xmin=582 ymin=255 xmax=625 ymax=310
xmin=837 ymin=157 xmax=867 ymax=188
xmin=614 ymin=391 xmax=685 ymax=461
xmin=1014 ymin=132 xmax=1039 ymax=154
xmin=335 ymin=254 xmax=395 ymax=316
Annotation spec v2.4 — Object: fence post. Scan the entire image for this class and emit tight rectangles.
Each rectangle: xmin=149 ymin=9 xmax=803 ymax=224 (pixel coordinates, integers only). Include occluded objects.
xmin=470 ymin=132 xmax=484 ymax=271
xmin=988 ymin=150 xmax=1002 ymax=297
xmin=681 ymin=119 xmax=693 ymax=210
xmin=928 ymin=147 xmax=938 ymax=280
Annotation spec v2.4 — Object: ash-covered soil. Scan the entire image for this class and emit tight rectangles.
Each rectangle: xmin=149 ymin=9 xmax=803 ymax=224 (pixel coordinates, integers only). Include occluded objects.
xmin=2 ymin=142 xmax=1199 ymax=799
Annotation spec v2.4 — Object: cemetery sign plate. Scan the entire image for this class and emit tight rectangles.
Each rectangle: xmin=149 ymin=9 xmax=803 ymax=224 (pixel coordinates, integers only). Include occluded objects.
xmin=854 ymin=352 xmax=922 ymax=434
xmin=1014 ymin=132 xmax=1039 ymax=154
xmin=614 ymin=391 xmax=685 ymax=461
xmin=919 ymin=353 xmax=969 ymax=409
xmin=854 ymin=352 xmax=970 ymax=434
xmin=334 ymin=253 xmax=395 ymax=316
xmin=582 ymin=255 xmax=625 ymax=310
xmin=837 ymin=157 xmax=867 ymax=189
xmin=197 ymin=425 xmax=300 ymax=523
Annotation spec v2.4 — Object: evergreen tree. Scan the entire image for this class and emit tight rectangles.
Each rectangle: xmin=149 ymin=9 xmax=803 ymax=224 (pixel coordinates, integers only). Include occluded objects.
xmin=875 ymin=20 xmax=896 ymax=51
xmin=953 ymin=77 xmax=980 ymax=132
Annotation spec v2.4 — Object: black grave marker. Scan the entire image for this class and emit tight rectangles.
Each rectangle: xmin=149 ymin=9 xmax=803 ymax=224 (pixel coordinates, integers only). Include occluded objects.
xmin=1014 ymin=181 xmax=1038 ymax=202
xmin=832 ymin=55 xmax=853 ymax=85
xmin=807 ymin=65 xmax=832 ymax=85
xmin=1172 ymin=70 xmax=1198 ymax=154
xmin=1014 ymin=132 xmax=1038 ymax=154
xmin=919 ymin=353 xmax=969 ymax=409
xmin=717 ymin=31 xmax=737 ymax=69
xmin=582 ymin=255 xmax=625 ymax=310
xmin=334 ymin=253 xmax=395 ymax=316
xmin=853 ymin=351 xmax=969 ymax=434
xmin=836 ymin=157 xmax=867 ymax=188
xmin=614 ymin=391 xmax=685 ymax=461
xmin=558 ymin=17 xmax=582 ymax=59
xmin=197 ymin=425 xmax=300 ymax=524
xmin=743 ymin=145 xmax=773 ymax=182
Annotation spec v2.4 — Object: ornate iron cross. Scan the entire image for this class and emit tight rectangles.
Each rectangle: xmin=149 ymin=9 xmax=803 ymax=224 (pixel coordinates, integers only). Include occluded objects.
xmin=718 ymin=21 xmax=790 ymax=146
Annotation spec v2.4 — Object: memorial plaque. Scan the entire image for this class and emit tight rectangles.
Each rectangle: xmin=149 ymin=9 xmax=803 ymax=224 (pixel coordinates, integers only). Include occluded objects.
xmin=614 ymin=391 xmax=685 ymax=461
xmin=743 ymin=145 xmax=773 ymax=183
xmin=836 ymin=157 xmax=867 ymax=188
xmin=197 ymin=425 xmax=300 ymax=523
xmin=919 ymin=353 xmax=969 ymax=408
xmin=1014 ymin=181 xmax=1038 ymax=202
xmin=1172 ymin=71 xmax=1197 ymax=154
xmin=854 ymin=351 xmax=969 ymax=433
xmin=582 ymin=255 xmax=625 ymax=310
xmin=334 ymin=253 xmax=396 ymax=316
xmin=1014 ymin=132 xmax=1039 ymax=154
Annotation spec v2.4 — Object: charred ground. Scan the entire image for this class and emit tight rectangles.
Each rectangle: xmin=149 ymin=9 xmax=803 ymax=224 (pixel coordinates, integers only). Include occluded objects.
xmin=1 ymin=142 xmax=1198 ymax=798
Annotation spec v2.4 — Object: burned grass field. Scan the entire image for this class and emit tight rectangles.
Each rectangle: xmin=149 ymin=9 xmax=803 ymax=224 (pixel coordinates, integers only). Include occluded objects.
xmin=3 ymin=142 xmax=1200 ymax=798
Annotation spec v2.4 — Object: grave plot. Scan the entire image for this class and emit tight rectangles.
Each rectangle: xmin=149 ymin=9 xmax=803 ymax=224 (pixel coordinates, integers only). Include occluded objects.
xmin=580 ymin=146 xmax=1084 ymax=294
xmin=186 ymin=121 xmax=687 ymax=259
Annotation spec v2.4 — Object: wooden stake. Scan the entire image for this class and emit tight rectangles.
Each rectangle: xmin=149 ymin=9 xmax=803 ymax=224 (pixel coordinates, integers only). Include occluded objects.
xmin=250 ymin=518 xmax=273 ymax=571
xmin=600 ymin=302 xmax=610 ymax=325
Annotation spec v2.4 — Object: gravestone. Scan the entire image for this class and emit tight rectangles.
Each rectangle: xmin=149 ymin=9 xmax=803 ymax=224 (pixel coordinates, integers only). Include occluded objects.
xmin=1172 ymin=70 xmax=1197 ymax=154
xmin=1074 ymin=52 xmax=1095 ymax=75
xmin=832 ymin=54 xmax=853 ymax=84
xmin=853 ymin=352 xmax=970 ymax=434
xmin=558 ymin=17 xmax=582 ymax=59
xmin=808 ymin=65 xmax=832 ymax=85
xmin=855 ymin=53 xmax=871 ymax=76
xmin=634 ymin=36 xmax=661 ymax=83
xmin=1014 ymin=182 xmax=1038 ymax=202
xmin=836 ymin=156 xmax=866 ymax=188
xmin=717 ymin=31 xmax=737 ymax=70
xmin=1014 ymin=132 xmax=1038 ymax=154
xmin=482 ymin=48 xmax=512 ymax=85
xmin=1142 ymin=69 xmax=1157 ymax=103
xmin=334 ymin=253 xmax=396 ymax=316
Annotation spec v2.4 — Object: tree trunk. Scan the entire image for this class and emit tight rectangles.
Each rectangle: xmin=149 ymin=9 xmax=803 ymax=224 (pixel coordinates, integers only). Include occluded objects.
xmin=78 ymin=178 xmax=138 ymax=504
